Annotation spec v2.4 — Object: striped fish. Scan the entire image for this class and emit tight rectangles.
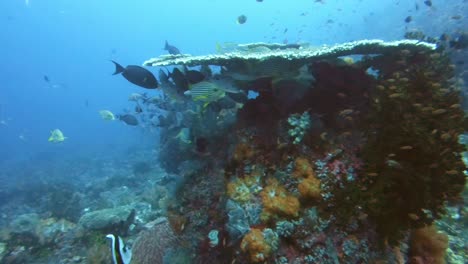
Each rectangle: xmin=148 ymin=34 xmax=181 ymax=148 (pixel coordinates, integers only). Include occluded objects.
xmin=106 ymin=234 xmax=132 ymax=264
xmin=184 ymin=81 xmax=226 ymax=104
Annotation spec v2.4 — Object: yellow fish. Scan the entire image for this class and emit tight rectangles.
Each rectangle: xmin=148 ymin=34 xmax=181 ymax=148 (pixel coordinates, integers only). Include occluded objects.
xmin=99 ymin=110 xmax=116 ymax=121
xmin=48 ymin=129 xmax=67 ymax=143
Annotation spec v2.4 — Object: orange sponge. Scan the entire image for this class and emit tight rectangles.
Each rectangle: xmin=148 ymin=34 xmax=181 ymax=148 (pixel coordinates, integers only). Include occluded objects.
xmin=233 ymin=143 xmax=255 ymax=162
xmin=240 ymin=228 xmax=271 ymax=263
xmin=293 ymin=157 xmax=315 ymax=178
xmin=293 ymin=157 xmax=321 ymax=200
xmin=298 ymin=176 xmax=321 ymax=200
xmin=260 ymin=179 xmax=300 ymax=220
xmin=409 ymin=225 xmax=448 ymax=264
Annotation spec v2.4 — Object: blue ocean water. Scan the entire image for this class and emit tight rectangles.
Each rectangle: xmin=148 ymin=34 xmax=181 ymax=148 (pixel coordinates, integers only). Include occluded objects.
xmin=0 ymin=0 xmax=467 ymax=263
xmin=0 ymin=0 xmax=465 ymax=161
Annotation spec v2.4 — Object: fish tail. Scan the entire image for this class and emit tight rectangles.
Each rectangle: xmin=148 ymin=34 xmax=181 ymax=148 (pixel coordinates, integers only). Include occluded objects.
xmin=111 ymin=60 xmax=125 ymax=75
xmin=164 ymin=40 xmax=169 ymax=50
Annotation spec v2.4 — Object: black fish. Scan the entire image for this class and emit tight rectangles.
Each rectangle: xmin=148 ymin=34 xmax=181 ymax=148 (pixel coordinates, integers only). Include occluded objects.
xmin=424 ymin=0 xmax=432 ymax=7
xmin=44 ymin=75 xmax=50 ymax=83
xmin=112 ymin=61 xmax=158 ymax=89
xmin=170 ymin=68 xmax=189 ymax=90
xmin=164 ymin=40 xmax=181 ymax=55
xmin=118 ymin=114 xmax=139 ymax=126
xmin=158 ymin=69 xmax=170 ymax=84
xmin=405 ymin=16 xmax=412 ymax=23
xmin=185 ymin=69 xmax=205 ymax=84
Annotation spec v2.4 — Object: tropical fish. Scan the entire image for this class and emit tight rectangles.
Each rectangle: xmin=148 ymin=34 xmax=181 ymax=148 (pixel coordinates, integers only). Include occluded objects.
xmin=174 ymin=127 xmax=192 ymax=144
xmin=183 ymin=67 xmax=205 ymax=84
xmin=128 ymin=93 xmax=144 ymax=102
xmin=237 ymin=15 xmax=247 ymax=24
xmin=117 ymin=114 xmax=139 ymax=126
xmin=169 ymin=67 xmax=189 ymax=90
xmin=48 ymin=129 xmax=67 ymax=143
xmin=184 ymin=81 xmax=226 ymax=105
xmin=164 ymin=40 xmax=181 ymax=55
xmin=111 ymin=61 xmax=158 ymax=89
xmin=99 ymin=110 xmax=116 ymax=121
xmin=106 ymin=234 xmax=132 ymax=264
xmin=200 ymin=65 xmax=213 ymax=78
xmin=215 ymin=42 xmax=239 ymax=53
xmin=211 ymin=78 xmax=243 ymax=94
xmin=158 ymin=69 xmax=170 ymax=84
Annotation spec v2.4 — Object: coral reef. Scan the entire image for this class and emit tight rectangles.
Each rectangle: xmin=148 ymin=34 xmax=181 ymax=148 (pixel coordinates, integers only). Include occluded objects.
xmin=144 ymin=39 xmax=436 ymax=67
xmin=78 ymin=206 xmax=135 ymax=235
xmin=287 ymin=112 xmax=311 ymax=144
xmin=131 ymin=218 xmax=178 ymax=264
xmin=260 ymin=178 xmax=300 ymax=221
xmin=240 ymin=228 xmax=278 ymax=263
xmin=409 ymin=225 xmax=448 ymax=264
xmin=1 ymin=39 xmax=466 ymax=263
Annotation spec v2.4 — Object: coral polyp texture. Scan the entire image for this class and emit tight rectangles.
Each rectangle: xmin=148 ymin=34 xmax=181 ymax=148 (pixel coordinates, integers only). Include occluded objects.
xmin=142 ymin=39 xmax=465 ymax=263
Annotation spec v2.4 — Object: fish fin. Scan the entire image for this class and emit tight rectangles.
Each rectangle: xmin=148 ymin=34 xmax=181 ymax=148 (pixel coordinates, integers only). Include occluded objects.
xmin=193 ymin=95 xmax=207 ymax=101
xmin=111 ymin=61 xmax=125 ymax=75
xmin=164 ymin=40 xmax=169 ymax=50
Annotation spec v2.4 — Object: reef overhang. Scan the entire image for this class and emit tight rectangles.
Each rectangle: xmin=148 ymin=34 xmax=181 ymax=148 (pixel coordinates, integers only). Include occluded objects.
xmin=143 ymin=39 xmax=436 ymax=67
